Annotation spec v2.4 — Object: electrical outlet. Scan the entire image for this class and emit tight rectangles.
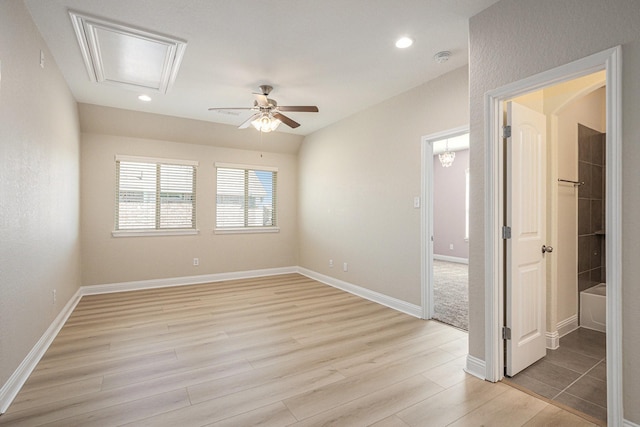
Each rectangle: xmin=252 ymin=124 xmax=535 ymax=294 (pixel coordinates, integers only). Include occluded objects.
xmin=329 ymin=259 xmax=334 ymax=268
xmin=193 ymin=258 xmax=199 ymax=266
xmin=449 ymin=244 xmax=454 ymax=250
xmin=52 ymin=289 xmax=56 ymax=304
xmin=343 ymin=262 xmax=348 ymax=272
xmin=413 ymin=196 xmax=420 ymax=208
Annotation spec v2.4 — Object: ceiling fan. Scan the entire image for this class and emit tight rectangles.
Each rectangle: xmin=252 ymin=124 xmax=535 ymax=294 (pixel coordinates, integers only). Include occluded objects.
xmin=208 ymin=85 xmax=319 ymax=132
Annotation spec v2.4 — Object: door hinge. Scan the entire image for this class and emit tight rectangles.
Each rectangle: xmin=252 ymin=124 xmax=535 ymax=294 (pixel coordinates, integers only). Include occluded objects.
xmin=502 ymin=226 xmax=511 ymax=239
xmin=503 ymin=125 xmax=511 ymax=138
xmin=502 ymin=326 xmax=512 ymax=340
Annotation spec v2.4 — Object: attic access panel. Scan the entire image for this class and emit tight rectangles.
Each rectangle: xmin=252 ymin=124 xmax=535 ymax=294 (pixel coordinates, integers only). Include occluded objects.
xmin=70 ymin=11 xmax=186 ymax=93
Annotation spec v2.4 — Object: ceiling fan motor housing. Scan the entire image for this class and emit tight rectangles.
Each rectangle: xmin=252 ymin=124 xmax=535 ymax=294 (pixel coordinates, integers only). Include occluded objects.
xmin=258 ymin=85 xmax=273 ymax=96
xmin=253 ymin=99 xmax=277 ymax=109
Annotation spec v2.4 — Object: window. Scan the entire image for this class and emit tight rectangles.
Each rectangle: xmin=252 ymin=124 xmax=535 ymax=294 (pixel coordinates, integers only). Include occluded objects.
xmin=215 ymin=163 xmax=278 ymax=233
xmin=114 ymin=155 xmax=197 ymax=236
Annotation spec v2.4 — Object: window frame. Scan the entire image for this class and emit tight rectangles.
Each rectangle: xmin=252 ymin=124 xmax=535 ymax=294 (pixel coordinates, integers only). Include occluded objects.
xmin=214 ymin=162 xmax=279 ymax=234
xmin=112 ymin=155 xmax=199 ymax=237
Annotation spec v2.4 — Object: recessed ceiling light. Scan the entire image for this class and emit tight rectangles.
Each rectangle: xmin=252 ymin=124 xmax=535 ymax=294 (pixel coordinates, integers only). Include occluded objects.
xmin=138 ymin=94 xmax=152 ymax=102
xmin=395 ymin=37 xmax=413 ymax=49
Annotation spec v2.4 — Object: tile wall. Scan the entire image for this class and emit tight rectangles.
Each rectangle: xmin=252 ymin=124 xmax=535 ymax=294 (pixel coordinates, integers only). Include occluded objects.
xmin=577 ymin=124 xmax=606 ymax=298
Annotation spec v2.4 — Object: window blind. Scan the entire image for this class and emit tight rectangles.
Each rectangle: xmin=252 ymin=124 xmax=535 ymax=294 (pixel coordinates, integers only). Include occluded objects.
xmin=115 ymin=156 xmax=197 ymax=231
xmin=216 ymin=164 xmax=277 ymax=229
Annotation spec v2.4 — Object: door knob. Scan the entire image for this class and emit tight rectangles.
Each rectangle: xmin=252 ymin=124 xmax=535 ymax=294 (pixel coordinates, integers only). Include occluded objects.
xmin=542 ymin=245 xmax=553 ymax=253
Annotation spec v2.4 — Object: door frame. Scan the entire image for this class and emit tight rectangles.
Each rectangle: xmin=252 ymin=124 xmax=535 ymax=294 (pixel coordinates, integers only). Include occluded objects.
xmin=421 ymin=125 xmax=469 ymax=319
xmin=484 ymin=46 xmax=623 ymax=425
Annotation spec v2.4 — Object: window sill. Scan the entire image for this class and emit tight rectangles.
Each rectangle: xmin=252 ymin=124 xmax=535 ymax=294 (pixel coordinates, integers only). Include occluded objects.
xmin=214 ymin=227 xmax=280 ymax=235
xmin=112 ymin=229 xmax=199 ymax=238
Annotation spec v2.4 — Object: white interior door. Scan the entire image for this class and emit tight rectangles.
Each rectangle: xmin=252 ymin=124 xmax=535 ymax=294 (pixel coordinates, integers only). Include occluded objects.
xmin=505 ymin=101 xmax=548 ymax=377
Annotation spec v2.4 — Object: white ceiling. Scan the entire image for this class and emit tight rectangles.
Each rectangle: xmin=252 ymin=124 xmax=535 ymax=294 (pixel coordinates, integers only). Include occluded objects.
xmin=24 ymin=0 xmax=500 ymax=136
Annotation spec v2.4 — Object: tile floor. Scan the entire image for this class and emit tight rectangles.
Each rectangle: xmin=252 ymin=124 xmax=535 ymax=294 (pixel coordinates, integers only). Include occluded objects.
xmin=506 ymin=328 xmax=607 ymax=422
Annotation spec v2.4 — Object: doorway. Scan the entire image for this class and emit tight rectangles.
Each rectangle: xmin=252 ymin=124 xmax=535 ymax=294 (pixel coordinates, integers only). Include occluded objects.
xmin=483 ymin=47 xmax=622 ymax=426
xmin=502 ymin=77 xmax=608 ymax=422
xmin=421 ymin=127 xmax=469 ymax=331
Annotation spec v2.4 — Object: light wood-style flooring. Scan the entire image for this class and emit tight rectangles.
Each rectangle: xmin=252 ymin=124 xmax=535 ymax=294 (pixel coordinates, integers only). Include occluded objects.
xmin=0 ymin=274 xmax=599 ymax=426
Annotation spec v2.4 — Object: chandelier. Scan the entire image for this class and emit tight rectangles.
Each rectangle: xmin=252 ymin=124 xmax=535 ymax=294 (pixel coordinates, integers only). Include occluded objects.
xmin=251 ymin=113 xmax=281 ymax=133
xmin=439 ymin=140 xmax=455 ymax=167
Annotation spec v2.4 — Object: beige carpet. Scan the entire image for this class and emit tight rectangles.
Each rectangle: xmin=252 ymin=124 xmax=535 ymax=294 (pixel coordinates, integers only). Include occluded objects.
xmin=433 ymin=259 xmax=469 ymax=331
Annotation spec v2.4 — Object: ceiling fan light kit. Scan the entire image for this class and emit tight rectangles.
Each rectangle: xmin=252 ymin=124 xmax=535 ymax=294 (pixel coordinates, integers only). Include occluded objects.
xmin=251 ymin=113 xmax=281 ymax=133
xmin=209 ymin=85 xmax=318 ymax=132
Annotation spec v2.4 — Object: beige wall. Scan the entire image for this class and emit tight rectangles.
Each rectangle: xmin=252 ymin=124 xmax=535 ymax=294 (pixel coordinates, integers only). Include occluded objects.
xmin=554 ymin=86 xmax=605 ymax=323
xmin=298 ymin=66 xmax=469 ymax=305
xmin=80 ymin=112 xmax=300 ymax=285
xmin=469 ymin=0 xmax=640 ymax=422
xmin=0 ymin=1 xmax=81 ymax=386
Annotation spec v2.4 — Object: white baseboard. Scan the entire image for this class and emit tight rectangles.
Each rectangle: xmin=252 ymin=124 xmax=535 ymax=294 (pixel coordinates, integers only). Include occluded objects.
xmin=464 ymin=354 xmax=486 ymax=380
xmin=296 ymin=267 xmax=422 ymax=318
xmin=624 ymin=419 xmax=640 ymax=427
xmin=557 ymin=315 xmax=579 ymax=338
xmin=546 ymin=331 xmax=560 ymax=350
xmin=0 ymin=288 xmax=83 ymax=414
xmin=545 ymin=315 xmax=579 ymax=350
xmin=433 ymin=254 xmax=469 ymax=264
xmin=81 ymin=266 xmax=298 ymax=295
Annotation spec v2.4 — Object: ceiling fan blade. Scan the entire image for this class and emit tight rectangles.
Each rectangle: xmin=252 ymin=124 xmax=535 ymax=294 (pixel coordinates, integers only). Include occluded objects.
xmin=208 ymin=107 xmax=253 ymax=111
xmin=273 ymin=112 xmax=300 ymax=129
xmin=277 ymin=106 xmax=319 ymax=112
xmin=254 ymin=93 xmax=269 ymax=107
xmin=238 ymin=112 xmax=261 ymax=129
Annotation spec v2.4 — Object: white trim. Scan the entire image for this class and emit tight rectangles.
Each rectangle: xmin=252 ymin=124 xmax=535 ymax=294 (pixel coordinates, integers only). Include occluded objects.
xmin=624 ymin=419 xmax=640 ymax=427
xmin=545 ymin=331 xmax=559 ymax=350
xmin=112 ymin=229 xmax=199 ymax=237
xmin=214 ymin=226 xmax=280 ymax=235
xmin=422 ymin=126 xmax=469 ymax=143
xmin=0 ymin=288 xmax=83 ymax=414
xmin=605 ymin=46 xmax=624 ymax=427
xmin=483 ymin=46 xmax=623 ymax=427
xmin=215 ymin=162 xmax=278 ymax=172
xmin=421 ymin=125 xmax=469 ymax=321
xmin=420 ymin=135 xmax=432 ymax=320
xmin=464 ymin=354 xmax=486 ymax=380
xmin=557 ymin=314 xmax=579 ymax=338
xmin=298 ymin=267 xmax=423 ymax=318
xmin=82 ymin=266 xmax=297 ymax=295
xmin=115 ymin=154 xmax=198 ymax=166
xmin=433 ymin=254 xmax=469 ymax=265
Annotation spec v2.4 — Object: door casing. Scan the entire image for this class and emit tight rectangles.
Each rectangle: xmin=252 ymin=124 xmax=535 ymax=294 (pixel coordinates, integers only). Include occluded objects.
xmin=483 ymin=46 xmax=623 ymax=426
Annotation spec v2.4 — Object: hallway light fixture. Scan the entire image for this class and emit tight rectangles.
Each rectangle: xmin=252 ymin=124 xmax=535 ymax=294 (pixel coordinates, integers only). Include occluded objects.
xmin=439 ymin=139 xmax=455 ymax=167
